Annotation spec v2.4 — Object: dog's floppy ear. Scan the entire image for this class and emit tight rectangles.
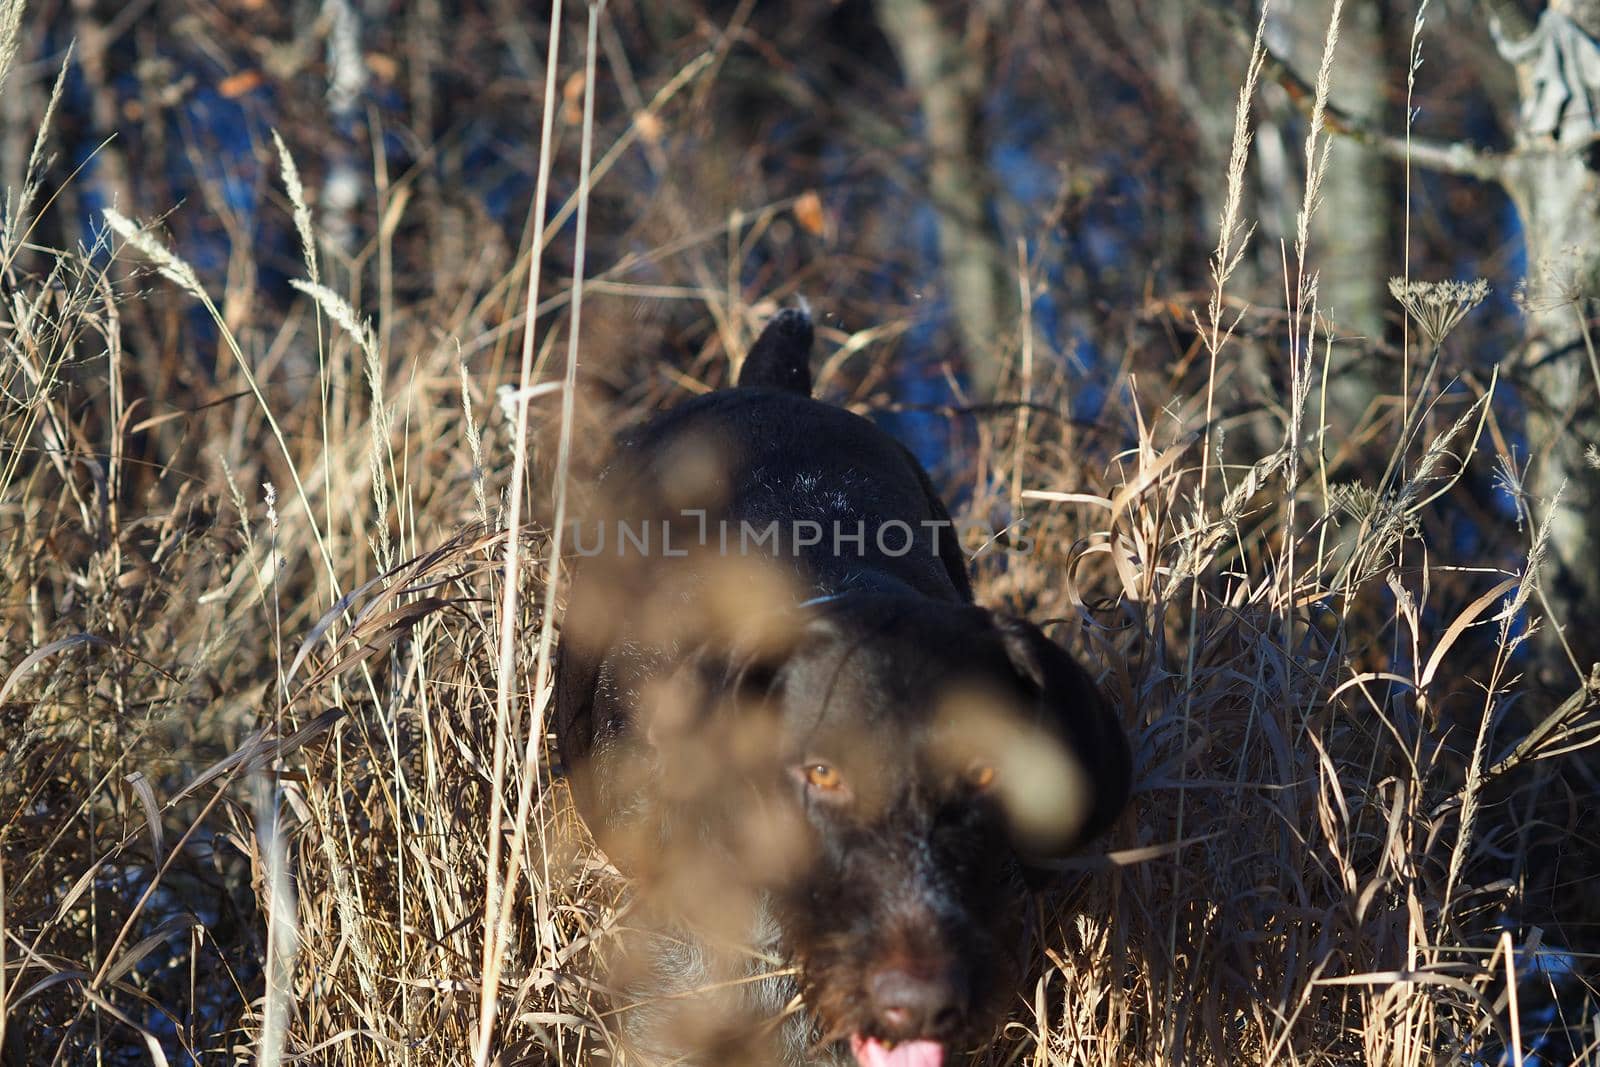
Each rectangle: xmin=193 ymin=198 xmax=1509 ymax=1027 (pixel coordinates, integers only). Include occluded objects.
xmin=995 ymin=616 xmax=1131 ymax=848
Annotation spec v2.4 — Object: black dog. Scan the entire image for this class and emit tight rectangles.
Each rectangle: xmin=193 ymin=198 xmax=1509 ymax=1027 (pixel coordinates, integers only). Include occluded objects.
xmin=554 ymin=308 xmax=1131 ymax=1067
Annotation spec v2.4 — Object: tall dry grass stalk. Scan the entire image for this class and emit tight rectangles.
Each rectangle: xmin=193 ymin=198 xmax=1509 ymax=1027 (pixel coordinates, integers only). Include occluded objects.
xmin=475 ymin=0 xmax=571 ymax=1061
xmin=1166 ymin=3 xmax=1277 ymax=1054
xmin=0 ymin=0 xmax=23 ymax=95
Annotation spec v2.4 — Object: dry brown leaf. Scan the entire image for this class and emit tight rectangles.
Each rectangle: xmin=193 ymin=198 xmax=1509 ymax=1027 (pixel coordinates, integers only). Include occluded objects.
xmin=218 ymin=70 xmax=263 ymax=99
xmin=794 ymin=189 xmax=825 ymax=236
xmin=563 ymin=70 xmax=586 ymax=125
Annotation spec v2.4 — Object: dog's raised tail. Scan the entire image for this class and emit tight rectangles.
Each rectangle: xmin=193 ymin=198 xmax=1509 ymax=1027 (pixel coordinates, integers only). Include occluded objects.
xmin=738 ymin=304 xmax=814 ymax=395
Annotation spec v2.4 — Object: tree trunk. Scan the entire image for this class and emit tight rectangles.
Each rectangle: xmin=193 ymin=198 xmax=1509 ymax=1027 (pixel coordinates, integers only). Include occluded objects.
xmin=1496 ymin=1 xmax=1600 ymax=677
xmin=1305 ymin=0 xmax=1392 ymax=435
xmin=874 ymin=0 xmax=1014 ymax=397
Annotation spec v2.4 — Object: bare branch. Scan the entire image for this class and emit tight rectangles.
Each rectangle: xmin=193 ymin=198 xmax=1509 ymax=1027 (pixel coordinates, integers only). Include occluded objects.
xmin=1206 ymin=1 xmax=1507 ymax=182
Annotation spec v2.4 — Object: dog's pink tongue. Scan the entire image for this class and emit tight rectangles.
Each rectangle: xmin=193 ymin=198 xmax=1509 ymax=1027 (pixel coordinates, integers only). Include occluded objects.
xmin=850 ymin=1035 xmax=944 ymax=1067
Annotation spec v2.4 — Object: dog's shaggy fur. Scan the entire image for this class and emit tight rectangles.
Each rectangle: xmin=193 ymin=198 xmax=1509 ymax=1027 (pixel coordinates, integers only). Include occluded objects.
xmin=554 ymin=308 xmax=1131 ymax=1066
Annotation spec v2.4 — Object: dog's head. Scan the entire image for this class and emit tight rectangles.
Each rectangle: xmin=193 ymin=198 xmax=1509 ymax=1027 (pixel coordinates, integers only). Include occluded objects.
xmin=644 ymin=593 xmax=1129 ymax=1066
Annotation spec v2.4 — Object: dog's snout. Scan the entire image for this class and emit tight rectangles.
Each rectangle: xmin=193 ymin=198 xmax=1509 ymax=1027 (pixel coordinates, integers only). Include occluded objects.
xmin=869 ymin=966 xmax=964 ymax=1039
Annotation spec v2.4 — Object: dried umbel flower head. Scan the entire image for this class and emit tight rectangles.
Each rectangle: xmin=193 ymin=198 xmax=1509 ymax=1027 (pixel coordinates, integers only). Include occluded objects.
xmin=1389 ymin=277 xmax=1491 ymax=346
xmin=1511 ymin=244 xmax=1593 ymax=314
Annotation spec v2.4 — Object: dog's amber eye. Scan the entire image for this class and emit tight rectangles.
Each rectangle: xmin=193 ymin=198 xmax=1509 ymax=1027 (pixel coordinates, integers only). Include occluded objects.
xmin=804 ymin=763 xmax=843 ymax=790
xmin=967 ymin=763 xmax=997 ymax=791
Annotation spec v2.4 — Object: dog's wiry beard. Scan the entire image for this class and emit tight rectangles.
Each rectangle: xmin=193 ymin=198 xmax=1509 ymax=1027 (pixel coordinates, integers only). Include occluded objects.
xmin=773 ymin=822 xmax=1025 ymax=1061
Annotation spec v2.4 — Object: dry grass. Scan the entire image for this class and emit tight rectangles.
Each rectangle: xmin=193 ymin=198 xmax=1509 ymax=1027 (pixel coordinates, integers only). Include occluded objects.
xmin=4 ymin=3 xmax=1600 ymax=1066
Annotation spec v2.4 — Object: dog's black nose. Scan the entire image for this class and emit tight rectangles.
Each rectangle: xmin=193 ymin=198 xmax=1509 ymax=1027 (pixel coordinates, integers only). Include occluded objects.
xmin=869 ymin=967 xmax=963 ymax=1039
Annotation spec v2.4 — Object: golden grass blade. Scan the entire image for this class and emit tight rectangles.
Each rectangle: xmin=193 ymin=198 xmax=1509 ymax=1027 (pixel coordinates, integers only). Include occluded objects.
xmin=101 ymin=915 xmax=197 ymax=987
xmin=120 ymin=772 xmax=166 ymax=865
xmin=0 ymin=633 xmax=109 ymax=705
xmin=1417 ymin=577 xmax=1519 ymax=690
